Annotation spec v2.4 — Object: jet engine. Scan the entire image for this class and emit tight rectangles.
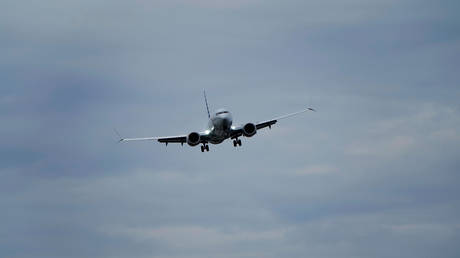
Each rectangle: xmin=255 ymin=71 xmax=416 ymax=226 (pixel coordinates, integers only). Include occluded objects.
xmin=242 ymin=123 xmax=257 ymax=137
xmin=187 ymin=132 xmax=201 ymax=146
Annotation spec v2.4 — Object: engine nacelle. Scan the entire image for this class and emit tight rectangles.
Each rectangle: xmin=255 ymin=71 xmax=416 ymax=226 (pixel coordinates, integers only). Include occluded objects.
xmin=187 ymin=132 xmax=201 ymax=146
xmin=242 ymin=123 xmax=257 ymax=137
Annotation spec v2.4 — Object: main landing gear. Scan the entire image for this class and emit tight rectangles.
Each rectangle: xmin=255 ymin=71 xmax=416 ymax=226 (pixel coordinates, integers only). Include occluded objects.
xmin=233 ymin=138 xmax=242 ymax=147
xmin=201 ymin=144 xmax=209 ymax=152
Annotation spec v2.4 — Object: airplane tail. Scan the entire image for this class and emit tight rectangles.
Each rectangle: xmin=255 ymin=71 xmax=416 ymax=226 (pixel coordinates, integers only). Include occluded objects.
xmin=203 ymin=90 xmax=210 ymax=119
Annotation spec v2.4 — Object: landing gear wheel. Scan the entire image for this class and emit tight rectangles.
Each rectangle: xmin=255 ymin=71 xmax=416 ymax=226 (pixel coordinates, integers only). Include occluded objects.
xmin=233 ymin=140 xmax=237 ymax=147
xmin=237 ymin=139 xmax=242 ymax=146
xmin=201 ymin=144 xmax=209 ymax=152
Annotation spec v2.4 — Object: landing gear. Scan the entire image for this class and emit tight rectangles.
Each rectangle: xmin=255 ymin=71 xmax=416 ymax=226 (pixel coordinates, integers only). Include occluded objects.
xmin=201 ymin=144 xmax=209 ymax=152
xmin=233 ymin=139 xmax=242 ymax=147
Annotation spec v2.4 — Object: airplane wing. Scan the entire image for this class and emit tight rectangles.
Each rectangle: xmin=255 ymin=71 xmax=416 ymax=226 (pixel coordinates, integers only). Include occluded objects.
xmin=119 ymin=134 xmax=187 ymax=144
xmin=118 ymin=131 xmax=212 ymax=145
xmin=230 ymin=107 xmax=315 ymax=138
xmin=256 ymin=107 xmax=315 ymax=130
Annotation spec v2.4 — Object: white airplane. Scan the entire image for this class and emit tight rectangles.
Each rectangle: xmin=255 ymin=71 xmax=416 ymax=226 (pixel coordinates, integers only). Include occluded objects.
xmin=118 ymin=91 xmax=315 ymax=152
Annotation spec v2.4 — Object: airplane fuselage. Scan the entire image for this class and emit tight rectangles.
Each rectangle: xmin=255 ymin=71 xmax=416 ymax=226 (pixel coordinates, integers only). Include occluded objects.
xmin=207 ymin=108 xmax=233 ymax=144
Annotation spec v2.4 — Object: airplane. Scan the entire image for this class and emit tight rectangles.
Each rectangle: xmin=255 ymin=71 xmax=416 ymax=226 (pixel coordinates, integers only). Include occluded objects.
xmin=117 ymin=91 xmax=315 ymax=152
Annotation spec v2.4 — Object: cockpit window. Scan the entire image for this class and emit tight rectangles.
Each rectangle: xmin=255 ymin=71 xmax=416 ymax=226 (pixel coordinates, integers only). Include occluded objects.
xmin=216 ymin=111 xmax=228 ymax=115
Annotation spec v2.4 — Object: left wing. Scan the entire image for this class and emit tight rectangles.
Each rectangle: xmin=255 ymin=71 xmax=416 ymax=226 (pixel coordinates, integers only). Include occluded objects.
xmin=256 ymin=107 xmax=315 ymax=130
xmin=230 ymin=107 xmax=315 ymax=138
xmin=118 ymin=131 xmax=212 ymax=145
xmin=119 ymin=134 xmax=187 ymax=145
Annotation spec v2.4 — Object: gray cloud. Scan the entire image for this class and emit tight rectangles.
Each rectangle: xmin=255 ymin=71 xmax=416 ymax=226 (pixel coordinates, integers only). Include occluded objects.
xmin=1 ymin=0 xmax=459 ymax=257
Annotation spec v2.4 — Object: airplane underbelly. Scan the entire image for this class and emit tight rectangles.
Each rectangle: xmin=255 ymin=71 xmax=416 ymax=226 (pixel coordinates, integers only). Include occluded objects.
xmin=208 ymin=129 xmax=229 ymax=144
xmin=209 ymin=138 xmax=224 ymax=144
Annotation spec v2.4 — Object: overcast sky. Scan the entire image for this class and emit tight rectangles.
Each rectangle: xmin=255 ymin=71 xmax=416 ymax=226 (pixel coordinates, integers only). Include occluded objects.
xmin=1 ymin=0 xmax=460 ymax=257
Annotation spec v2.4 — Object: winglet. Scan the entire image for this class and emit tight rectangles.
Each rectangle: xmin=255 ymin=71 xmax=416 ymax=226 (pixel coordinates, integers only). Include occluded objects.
xmin=113 ymin=128 xmax=124 ymax=142
xmin=203 ymin=90 xmax=211 ymax=119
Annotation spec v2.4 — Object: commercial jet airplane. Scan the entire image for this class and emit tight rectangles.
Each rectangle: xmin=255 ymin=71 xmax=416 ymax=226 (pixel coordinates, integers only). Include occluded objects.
xmin=118 ymin=91 xmax=315 ymax=152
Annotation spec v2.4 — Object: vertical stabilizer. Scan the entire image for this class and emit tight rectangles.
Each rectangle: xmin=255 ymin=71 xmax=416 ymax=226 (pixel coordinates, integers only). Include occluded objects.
xmin=203 ymin=90 xmax=210 ymax=119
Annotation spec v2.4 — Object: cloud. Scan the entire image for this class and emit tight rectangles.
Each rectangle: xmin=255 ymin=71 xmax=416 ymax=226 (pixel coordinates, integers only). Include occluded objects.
xmin=345 ymin=103 xmax=460 ymax=158
xmin=1 ymin=0 xmax=460 ymax=257
xmin=100 ymin=225 xmax=286 ymax=249
xmin=295 ymin=165 xmax=338 ymax=175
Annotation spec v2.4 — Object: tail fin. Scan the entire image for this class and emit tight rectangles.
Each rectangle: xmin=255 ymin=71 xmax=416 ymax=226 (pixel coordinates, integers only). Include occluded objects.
xmin=203 ymin=90 xmax=210 ymax=119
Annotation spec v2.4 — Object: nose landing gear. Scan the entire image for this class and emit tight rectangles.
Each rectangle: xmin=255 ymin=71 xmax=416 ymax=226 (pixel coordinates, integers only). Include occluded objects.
xmin=201 ymin=144 xmax=209 ymax=152
xmin=233 ymin=139 xmax=242 ymax=147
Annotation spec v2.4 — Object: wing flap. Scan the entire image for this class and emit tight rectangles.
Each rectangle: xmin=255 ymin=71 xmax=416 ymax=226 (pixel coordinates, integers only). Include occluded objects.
xmin=157 ymin=136 xmax=187 ymax=143
xmin=256 ymin=120 xmax=277 ymax=130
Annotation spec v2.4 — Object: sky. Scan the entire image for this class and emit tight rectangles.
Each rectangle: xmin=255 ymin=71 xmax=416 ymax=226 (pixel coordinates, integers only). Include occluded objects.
xmin=1 ymin=0 xmax=460 ymax=257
